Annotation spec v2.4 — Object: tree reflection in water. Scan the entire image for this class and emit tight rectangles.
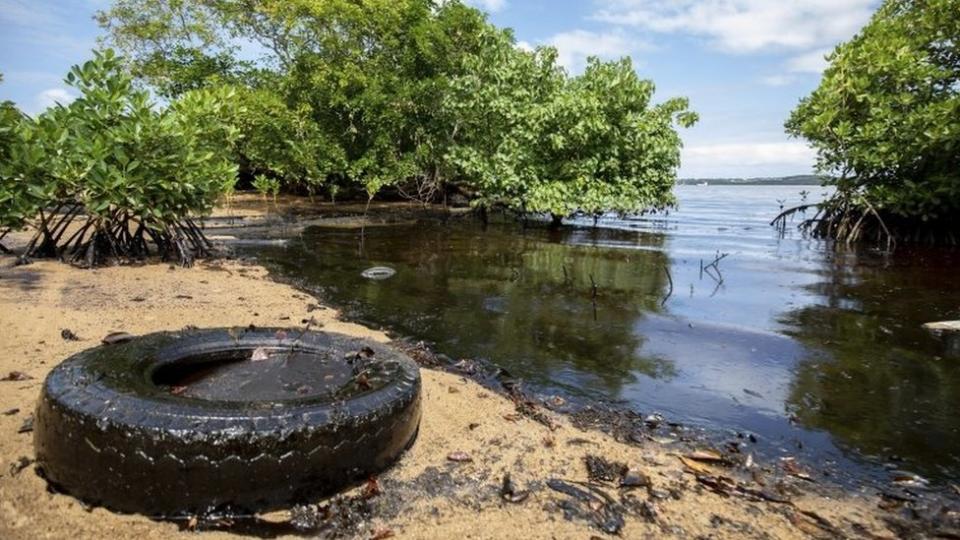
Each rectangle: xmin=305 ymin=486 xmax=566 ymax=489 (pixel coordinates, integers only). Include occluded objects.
xmin=782 ymin=248 xmax=960 ymax=479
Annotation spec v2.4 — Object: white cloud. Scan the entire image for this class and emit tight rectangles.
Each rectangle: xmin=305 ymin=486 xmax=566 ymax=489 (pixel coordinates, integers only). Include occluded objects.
xmin=465 ymin=0 xmax=507 ymax=13
xmin=786 ymin=48 xmax=832 ymax=74
xmin=35 ymin=88 xmax=76 ymax=112
xmin=683 ymin=141 xmax=815 ymax=168
xmin=515 ymin=40 xmax=534 ymax=53
xmin=545 ymin=30 xmax=648 ymax=73
xmin=593 ymin=0 xmax=876 ymax=54
xmin=759 ymin=74 xmax=795 ymax=87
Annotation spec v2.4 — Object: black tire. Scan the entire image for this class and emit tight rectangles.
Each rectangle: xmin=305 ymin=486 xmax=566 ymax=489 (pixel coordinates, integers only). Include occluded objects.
xmin=33 ymin=328 xmax=421 ymax=517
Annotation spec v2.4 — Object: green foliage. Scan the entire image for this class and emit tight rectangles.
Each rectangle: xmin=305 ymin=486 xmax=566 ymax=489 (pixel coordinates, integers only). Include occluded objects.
xmin=96 ymin=0 xmax=696 ymax=219
xmin=786 ymin=0 xmax=960 ymax=233
xmin=4 ymin=50 xmax=238 ymax=265
xmin=0 ymin=99 xmax=36 ymax=240
xmin=446 ymin=39 xmax=697 ymax=217
xmin=252 ymin=173 xmax=280 ymax=201
xmin=231 ymin=86 xmax=344 ymax=193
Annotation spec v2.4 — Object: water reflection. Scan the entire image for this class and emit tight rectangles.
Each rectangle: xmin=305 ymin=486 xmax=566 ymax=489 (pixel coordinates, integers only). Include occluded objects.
xmin=247 ymin=186 xmax=960 ymax=483
xmin=782 ymin=249 xmax=960 ymax=478
xmin=263 ymin=224 xmax=675 ymax=397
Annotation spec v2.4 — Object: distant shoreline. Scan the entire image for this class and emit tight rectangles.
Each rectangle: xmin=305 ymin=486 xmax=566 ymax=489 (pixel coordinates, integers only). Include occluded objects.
xmin=677 ymin=174 xmax=824 ymax=186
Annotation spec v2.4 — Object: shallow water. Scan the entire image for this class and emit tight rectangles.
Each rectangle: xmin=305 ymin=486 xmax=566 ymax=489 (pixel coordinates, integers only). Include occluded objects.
xmin=247 ymin=186 xmax=960 ymax=484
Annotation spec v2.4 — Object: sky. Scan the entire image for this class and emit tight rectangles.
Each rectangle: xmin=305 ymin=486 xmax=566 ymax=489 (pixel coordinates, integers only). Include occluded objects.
xmin=0 ymin=0 xmax=881 ymax=178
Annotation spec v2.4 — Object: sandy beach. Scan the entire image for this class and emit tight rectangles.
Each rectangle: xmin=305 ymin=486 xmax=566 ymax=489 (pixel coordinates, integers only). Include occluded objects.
xmin=0 ymin=249 xmax=902 ymax=539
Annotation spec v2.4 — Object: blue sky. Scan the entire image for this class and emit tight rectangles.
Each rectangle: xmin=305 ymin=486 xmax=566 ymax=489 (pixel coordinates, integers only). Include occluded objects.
xmin=0 ymin=0 xmax=880 ymax=178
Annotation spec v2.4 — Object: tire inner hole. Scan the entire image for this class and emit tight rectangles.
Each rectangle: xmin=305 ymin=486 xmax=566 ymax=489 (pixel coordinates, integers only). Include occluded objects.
xmin=151 ymin=348 xmax=380 ymax=402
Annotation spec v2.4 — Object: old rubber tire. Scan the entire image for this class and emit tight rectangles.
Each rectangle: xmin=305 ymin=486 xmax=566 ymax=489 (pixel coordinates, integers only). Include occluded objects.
xmin=33 ymin=328 xmax=421 ymax=516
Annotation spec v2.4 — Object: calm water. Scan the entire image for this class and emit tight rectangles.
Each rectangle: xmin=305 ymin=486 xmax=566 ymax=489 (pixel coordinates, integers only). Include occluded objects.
xmin=248 ymin=186 xmax=960 ymax=484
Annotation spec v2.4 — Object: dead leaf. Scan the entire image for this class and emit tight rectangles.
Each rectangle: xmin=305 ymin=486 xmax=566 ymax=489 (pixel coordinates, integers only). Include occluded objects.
xmin=170 ymin=386 xmax=188 ymax=396
xmin=370 ymin=529 xmax=394 ymax=540
xmin=256 ymin=510 xmax=291 ymax=524
xmin=362 ymin=477 xmax=382 ymax=499
xmin=502 ymin=413 xmax=521 ymax=422
xmin=447 ymin=451 xmax=473 ymax=463
xmin=678 ymin=455 xmax=715 ymax=475
xmin=1 ymin=371 xmax=32 ymax=382
xmin=685 ymin=450 xmax=724 ymax=462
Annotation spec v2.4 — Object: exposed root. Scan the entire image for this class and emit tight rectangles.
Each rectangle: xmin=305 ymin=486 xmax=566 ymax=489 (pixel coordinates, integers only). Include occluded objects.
xmin=770 ymin=196 xmax=918 ymax=250
xmin=19 ymin=205 xmax=215 ymax=267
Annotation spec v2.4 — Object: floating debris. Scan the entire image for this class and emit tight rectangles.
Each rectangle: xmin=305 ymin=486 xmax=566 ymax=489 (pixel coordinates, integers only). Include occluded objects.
xmin=644 ymin=413 xmax=664 ymax=429
xmin=361 ymin=266 xmax=397 ymax=280
xmin=250 ymin=347 xmax=271 ymax=362
xmin=3 ymin=408 xmax=20 ymax=416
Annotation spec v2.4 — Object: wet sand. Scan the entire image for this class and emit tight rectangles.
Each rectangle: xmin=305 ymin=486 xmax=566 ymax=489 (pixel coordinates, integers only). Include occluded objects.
xmin=0 ymin=249 xmax=901 ymax=538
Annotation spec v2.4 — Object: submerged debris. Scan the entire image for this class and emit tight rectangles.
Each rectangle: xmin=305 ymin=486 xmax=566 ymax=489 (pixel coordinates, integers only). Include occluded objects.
xmin=361 ymin=267 xmax=396 ymax=280
xmin=60 ymin=329 xmax=80 ymax=341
